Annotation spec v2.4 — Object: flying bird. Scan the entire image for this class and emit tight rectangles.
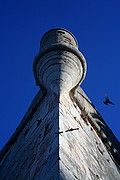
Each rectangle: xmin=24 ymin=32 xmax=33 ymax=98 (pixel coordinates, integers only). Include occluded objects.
xmin=104 ymin=96 xmax=114 ymax=105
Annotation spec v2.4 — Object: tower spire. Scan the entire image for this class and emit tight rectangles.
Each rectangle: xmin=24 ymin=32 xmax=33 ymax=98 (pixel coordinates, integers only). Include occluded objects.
xmin=33 ymin=28 xmax=86 ymax=95
xmin=0 ymin=28 xmax=120 ymax=180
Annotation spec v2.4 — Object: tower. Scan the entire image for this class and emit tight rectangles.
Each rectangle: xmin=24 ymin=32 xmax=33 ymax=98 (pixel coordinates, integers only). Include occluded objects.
xmin=0 ymin=28 xmax=120 ymax=179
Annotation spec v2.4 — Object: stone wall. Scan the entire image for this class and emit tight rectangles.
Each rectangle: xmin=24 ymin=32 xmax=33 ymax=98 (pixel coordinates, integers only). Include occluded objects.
xmin=59 ymin=91 xmax=120 ymax=180
xmin=0 ymin=88 xmax=120 ymax=179
xmin=0 ymin=92 xmax=59 ymax=179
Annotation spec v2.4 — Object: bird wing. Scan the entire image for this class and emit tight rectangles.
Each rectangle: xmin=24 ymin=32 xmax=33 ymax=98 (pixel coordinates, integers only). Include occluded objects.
xmin=109 ymin=101 xmax=114 ymax=105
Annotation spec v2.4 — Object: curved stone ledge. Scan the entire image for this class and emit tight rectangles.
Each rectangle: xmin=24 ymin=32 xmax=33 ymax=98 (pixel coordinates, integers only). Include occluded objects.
xmin=33 ymin=28 xmax=87 ymax=94
xmin=36 ymin=51 xmax=84 ymax=95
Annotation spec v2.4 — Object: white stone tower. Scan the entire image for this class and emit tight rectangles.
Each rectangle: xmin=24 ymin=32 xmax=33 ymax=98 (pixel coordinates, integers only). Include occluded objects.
xmin=0 ymin=28 xmax=120 ymax=179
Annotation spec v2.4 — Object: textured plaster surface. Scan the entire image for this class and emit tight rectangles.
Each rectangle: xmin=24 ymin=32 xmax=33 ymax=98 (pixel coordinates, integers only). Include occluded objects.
xmin=0 ymin=93 xmax=59 ymax=179
xmin=59 ymin=93 xmax=120 ymax=180
xmin=0 ymin=90 xmax=120 ymax=179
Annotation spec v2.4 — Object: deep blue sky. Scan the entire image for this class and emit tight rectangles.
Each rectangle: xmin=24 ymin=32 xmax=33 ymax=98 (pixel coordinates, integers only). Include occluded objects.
xmin=0 ymin=0 xmax=120 ymax=149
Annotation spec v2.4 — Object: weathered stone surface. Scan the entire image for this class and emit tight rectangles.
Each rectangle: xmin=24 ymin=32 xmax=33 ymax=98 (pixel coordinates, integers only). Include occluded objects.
xmin=0 ymin=28 xmax=120 ymax=180
xmin=59 ymin=93 xmax=120 ymax=180
xmin=0 ymin=92 xmax=59 ymax=179
xmin=33 ymin=28 xmax=87 ymax=91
